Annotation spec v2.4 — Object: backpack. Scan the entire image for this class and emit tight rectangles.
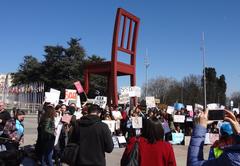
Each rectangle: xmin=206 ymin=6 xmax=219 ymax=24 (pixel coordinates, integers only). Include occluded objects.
xmin=121 ymin=138 xmax=140 ymax=166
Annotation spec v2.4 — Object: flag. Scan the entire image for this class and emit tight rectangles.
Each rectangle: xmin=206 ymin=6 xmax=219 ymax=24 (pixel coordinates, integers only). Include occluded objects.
xmin=74 ymin=81 xmax=84 ymax=93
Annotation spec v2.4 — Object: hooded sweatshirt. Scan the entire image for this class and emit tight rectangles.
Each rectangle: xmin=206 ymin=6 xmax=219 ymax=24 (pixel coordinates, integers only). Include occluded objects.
xmin=70 ymin=114 xmax=114 ymax=166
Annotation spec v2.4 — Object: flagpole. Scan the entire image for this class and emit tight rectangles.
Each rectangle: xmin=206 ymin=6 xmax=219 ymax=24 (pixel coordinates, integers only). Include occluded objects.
xmin=201 ymin=32 xmax=207 ymax=109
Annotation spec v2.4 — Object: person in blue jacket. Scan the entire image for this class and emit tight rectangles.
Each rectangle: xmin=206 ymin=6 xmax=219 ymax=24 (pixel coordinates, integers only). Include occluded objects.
xmin=187 ymin=109 xmax=240 ymax=166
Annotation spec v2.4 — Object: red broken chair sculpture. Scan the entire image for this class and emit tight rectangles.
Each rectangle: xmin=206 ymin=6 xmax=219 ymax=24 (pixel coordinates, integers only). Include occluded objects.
xmin=84 ymin=8 xmax=140 ymax=106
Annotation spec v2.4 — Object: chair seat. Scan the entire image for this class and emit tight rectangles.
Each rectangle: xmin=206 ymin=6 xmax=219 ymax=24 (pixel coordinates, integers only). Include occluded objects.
xmin=86 ymin=61 xmax=135 ymax=76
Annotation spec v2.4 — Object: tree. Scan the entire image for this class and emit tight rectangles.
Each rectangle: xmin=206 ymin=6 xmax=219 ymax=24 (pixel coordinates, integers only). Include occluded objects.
xmin=11 ymin=55 xmax=42 ymax=85
xmin=12 ymin=38 xmax=106 ymax=98
xmin=230 ymin=91 xmax=240 ymax=108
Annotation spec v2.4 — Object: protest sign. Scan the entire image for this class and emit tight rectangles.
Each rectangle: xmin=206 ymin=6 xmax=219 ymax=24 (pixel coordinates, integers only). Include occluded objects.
xmin=45 ymin=88 xmax=60 ymax=106
xmin=132 ymin=117 xmax=143 ymax=129
xmin=54 ymin=123 xmax=63 ymax=146
xmin=146 ymin=96 xmax=156 ymax=108
xmin=76 ymin=95 xmax=81 ymax=108
xmin=93 ymin=96 xmax=107 ymax=109
xmin=118 ymin=94 xmax=130 ymax=104
xmin=171 ymin=133 xmax=184 ymax=144
xmin=102 ymin=120 xmax=116 ymax=133
xmin=120 ymin=86 xmax=141 ymax=97
xmin=186 ymin=105 xmax=193 ymax=111
xmin=74 ymin=81 xmax=84 ymax=93
xmin=186 ymin=117 xmax=193 ymax=122
xmin=167 ymin=106 xmax=175 ymax=114
xmin=174 ymin=103 xmax=184 ymax=111
xmin=204 ymin=133 xmax=219 ymax=144
xmin=194 ymin=103 xmax=204 ymax=111
xmin=65 ymin=89 xmax=77 ymax=100
xmin=112 ymin=136 xmax=119 ymax=148
xmin=173 ymin=115 xmax=185 ymax=123
xmin=117 ymin=136 xmax=127 ymax=144
xmin=207 ymin=103 xmax=219 ymax=110
xmin=155 ymin=98 xmax=160 ymax=104
xmin=61 ymin=114 xmax=72 ymax=124
xmin=184 ymin=136 xmax=191 ymax=146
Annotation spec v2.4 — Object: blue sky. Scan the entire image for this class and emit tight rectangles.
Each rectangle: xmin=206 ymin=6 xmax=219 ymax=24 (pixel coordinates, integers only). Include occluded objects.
xmin=0 ymin=0 xmax=239 ymax=96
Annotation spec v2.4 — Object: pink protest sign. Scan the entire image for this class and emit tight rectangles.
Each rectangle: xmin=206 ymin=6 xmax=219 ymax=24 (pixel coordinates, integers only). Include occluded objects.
xmin=74 ymin=81 xmax=84 ymax=93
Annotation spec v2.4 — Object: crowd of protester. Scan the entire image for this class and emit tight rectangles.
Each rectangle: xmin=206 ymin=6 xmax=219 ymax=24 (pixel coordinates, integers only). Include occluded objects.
xmin=1 ymin=99 xmax=240 ymax=165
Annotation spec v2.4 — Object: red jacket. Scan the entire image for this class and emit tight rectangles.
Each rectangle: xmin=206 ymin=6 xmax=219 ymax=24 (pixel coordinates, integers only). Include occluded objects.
xmin=123 ymin=137 xmax=176 ymax=166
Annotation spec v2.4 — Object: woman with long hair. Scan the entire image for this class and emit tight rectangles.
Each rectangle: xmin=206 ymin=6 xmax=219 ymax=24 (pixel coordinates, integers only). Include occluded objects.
xmin=121 ymin=117 xmax=176 ymax=166
xmin=37 ymin=105 xmax=55 ymax=166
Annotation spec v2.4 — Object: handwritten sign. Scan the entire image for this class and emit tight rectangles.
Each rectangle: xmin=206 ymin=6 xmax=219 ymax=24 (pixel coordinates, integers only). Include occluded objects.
xmin=173 ymin=115 xmax=185 ymax=123
xmin=65 ymin=89 xmax=77 ymax=100
xmin=132 ymin=117 xmax=143 ymax=129
xmin=93 ymin=96 xmax=107 ymax=109
xmin=146 ymin=96 xmax=156 ymax=108
xmin=167 ymin=106 xmax=175 ymax=114
xmin=120 ymin=86 xmax=141 ymax=97
xmin=204 ymin=133 xmax=219 ymax=144
xmin=186 ymin=105 xmax=193 ymax=111
xmin=102 ymin=120 xmax=116 ymax=133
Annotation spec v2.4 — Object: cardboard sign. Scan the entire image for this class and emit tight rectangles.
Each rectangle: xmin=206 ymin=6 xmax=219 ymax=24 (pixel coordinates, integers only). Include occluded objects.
xmin=118 ymin=94 xmax=130 ymax=104
xmin=132 ymin=117 xmax=143 ymax=129
xmin=146 ymin=96 xmax=156 ymax=108
xmin=167 ymin=106 xmax=175 ymax=114
xmin=120 ymin=86 xmax=141 ymax=97
xmin=45 ymin=89 xmax=60 ymax=106
xmin=173 ymin=115 xmax=185 ymax=123
xmin=61 ymin=114 xmax=72 ymax=124
xmin=65 ymin=89 xmax=77 ymax=100
xmin=117 ymin=136 xmax=127 ymax=144
xmin=74 ymin=81 xmax=84 ymax=93
xmin=102 ymin=120 xmax=116 ymax=133
xmin=184 ymin=136 xmax=191 ymax=146
xmin=112 ymin=136 xmax=119 ymax=148
xmin=186 ymin=105 xmax=193 ymax=111
xmin=93 ymin=96 xmax=107 ymax=109
xmin=194 ymin=103 xmax=204 ymax=111
xmin=171 ymin=133 xmax=184 ymax=144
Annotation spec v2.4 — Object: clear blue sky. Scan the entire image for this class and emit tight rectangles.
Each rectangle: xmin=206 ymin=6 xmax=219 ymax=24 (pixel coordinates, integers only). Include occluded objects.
xmin=0 ymin=0 xmax=239 ymax=96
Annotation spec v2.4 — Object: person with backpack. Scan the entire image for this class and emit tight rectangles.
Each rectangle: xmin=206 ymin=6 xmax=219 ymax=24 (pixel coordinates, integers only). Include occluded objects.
xmin=121 ymin=117 xmax=176 ymax=166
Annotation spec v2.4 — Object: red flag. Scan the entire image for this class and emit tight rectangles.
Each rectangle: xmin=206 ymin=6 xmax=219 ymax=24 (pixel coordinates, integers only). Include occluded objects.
xmin=74 ymin=81 xmax=84 ymax=93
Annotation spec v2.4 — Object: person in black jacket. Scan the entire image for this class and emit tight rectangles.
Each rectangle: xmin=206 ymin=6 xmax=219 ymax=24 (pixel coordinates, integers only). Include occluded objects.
xmin=70 ymin=104 xmax=114 ymax=166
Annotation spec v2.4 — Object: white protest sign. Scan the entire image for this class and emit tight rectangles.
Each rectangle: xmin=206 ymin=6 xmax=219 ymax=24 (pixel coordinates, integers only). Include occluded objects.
xmin=132 ymin=117 xmax=143 ymax=129
xmin=207 ymin=103 xmax=219 ymax=110
xmin=65 ymin=89 xmax=77 ymax=100
xmin=146 ymin=96 xmax=156 ymax=108
xmin=194 ymin=103 xmax=203 ymax=111
xmin=102 ymin=120 xmax=116 ymax=133
xmin=167 ymin=106 xmax=175 ymax=114
xmin=93 ymin=96 xmax=107 ymax=109
xmin=117 ymin=136 xmax=127 ymax=144
xmin=120 ymin=86 xmax=141 ymax=97
xmin=54 ymin=123 xmax=63 ymax=146
xmin=76 ymin=95 xmax=81 ymax=108
xmin=173 ymin=115 xmax=185 ymax=123
xmin=118 ymin=94 xmax=130 ymax=104
xmin=45 ymin=88 xmax=60 ymax=106
xmin=186 ymin=105 xmax=193 ymax=111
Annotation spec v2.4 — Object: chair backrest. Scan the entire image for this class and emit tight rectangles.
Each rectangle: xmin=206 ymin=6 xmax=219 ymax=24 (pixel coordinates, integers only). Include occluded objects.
xmin=111 ymin=8 xmax=140 ymax=66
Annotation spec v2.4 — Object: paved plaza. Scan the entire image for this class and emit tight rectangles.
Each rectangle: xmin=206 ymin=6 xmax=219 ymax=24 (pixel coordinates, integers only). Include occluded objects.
xmin=23 ymin=114 xmax=210 ymax=166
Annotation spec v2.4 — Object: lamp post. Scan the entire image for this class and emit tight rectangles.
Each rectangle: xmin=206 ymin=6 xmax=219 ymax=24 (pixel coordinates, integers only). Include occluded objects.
xmin=144 ymin=49 xmax=150 ymax=97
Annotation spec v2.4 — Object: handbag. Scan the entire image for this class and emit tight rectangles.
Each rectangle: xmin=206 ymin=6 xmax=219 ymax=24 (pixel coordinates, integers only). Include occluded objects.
xmin=121 ymin=138 xmax=140 ymax=166
xmin=61 ymin=142 xmax=79 ymax=166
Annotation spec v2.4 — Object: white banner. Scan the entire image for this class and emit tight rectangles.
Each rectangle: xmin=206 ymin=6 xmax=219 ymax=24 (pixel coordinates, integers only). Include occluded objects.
xmin=93 ymin=96 xmax=107 ymax=109
xmin=146 ymin=96 xmax=156 ymax=108
xmin=173 ymin=115 xmax=185 ymax=123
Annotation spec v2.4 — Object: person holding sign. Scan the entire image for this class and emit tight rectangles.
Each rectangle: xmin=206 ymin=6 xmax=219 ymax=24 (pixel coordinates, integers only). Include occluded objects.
xmin=187 ymin=109 xmax=240 ymax=166
xmin=122 ymin=117 xmax=176 ymax=166
xmin=69 ymin=104 xmax=113 ymax=166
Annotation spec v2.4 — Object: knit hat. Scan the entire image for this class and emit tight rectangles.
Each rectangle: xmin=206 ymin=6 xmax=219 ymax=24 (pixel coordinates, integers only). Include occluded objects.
xmin=220 ymin=122 xmax=233 ymax=136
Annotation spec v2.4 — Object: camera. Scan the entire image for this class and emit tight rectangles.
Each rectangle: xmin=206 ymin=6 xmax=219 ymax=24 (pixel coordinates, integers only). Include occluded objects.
xmin=208 ymin=109 xmax=225 ymax=121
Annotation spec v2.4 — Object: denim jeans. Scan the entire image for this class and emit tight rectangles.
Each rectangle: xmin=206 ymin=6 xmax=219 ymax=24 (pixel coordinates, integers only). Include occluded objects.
xmin=41 ymin=149 xmax=53 ymax=166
